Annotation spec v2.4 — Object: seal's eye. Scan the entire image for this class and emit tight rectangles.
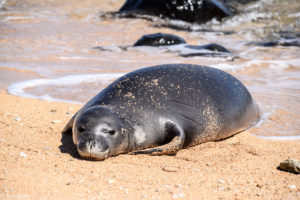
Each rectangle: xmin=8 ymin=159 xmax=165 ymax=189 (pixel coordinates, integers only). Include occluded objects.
xmin=108 ymin=130 xmax=116 ymax=136
xmin=102 ymin=128 xmax=116 ymax=136
xmin=77 ymin=126 xmax=85 ymax=132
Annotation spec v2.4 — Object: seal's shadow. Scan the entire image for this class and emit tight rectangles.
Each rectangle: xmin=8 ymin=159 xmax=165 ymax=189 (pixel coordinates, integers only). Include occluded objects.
xmin=59 ymin=132 xmax=81 ymax=159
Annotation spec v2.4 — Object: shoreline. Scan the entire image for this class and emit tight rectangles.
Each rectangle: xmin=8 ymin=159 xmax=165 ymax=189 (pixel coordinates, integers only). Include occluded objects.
xmin=0 ymin=90 xmax=299 ymax=199
xmin=5 ymin=73 xmax=300 ymax=139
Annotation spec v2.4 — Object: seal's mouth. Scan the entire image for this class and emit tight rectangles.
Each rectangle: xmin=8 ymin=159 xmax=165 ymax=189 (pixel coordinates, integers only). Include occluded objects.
xmin=81 ymin=155 xmax=106 ymax=161
xmin=77 ymin=146 xmax=110 ymax=161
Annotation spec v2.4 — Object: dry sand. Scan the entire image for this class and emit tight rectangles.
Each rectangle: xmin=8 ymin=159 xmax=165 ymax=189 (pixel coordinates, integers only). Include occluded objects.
xmin=0 ymin=90 xmax=299 ymax=200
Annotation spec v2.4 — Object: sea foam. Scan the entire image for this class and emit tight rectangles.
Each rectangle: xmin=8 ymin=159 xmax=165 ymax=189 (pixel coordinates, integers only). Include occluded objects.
xmin=7 ymin=73 xmax=124 ymax=104
xmin=255 ymin=135 xmax=300 ymax=141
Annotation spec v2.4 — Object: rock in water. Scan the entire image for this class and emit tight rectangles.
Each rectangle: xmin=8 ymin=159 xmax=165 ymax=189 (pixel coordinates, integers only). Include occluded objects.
xmin=132 ymin=33 xmax=231 ymax=57
xmin=119 ymin=0 xmax=232 ymax=24
xmin=133 ymin=33 xmax=186 ymax=46
xmin=185 ymin=43 xmax=230 ymax=53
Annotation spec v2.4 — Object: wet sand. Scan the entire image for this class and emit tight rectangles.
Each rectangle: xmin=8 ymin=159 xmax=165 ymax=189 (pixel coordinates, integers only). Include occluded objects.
xmin=0 ymin=90 xmax=299 ymax=199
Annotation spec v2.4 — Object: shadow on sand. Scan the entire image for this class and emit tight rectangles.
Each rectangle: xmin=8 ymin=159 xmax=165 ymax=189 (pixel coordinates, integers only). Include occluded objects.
xmin=59 ymin=132 xmax=81 ymax=159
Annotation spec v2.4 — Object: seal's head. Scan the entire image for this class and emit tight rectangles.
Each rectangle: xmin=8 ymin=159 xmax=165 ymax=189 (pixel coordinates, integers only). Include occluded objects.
xmin=73 ymin=106 xmax=128 ymax=160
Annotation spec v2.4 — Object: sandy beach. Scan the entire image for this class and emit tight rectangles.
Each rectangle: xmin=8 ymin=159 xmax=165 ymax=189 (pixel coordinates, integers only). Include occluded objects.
xmin=0 ymin=90 xmax=299 ymax=199
xmin=1 ymin=0 xmax=300 ymax=199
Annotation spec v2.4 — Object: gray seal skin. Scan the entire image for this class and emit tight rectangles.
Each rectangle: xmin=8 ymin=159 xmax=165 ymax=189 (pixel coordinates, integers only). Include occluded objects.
xmin=62 ymin=64 xmax=260 ymax=160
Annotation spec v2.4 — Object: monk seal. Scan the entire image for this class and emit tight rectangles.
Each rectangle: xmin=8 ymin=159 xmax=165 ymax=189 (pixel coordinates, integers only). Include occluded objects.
xmin=62 ymin=64 xmax=260 ymax=160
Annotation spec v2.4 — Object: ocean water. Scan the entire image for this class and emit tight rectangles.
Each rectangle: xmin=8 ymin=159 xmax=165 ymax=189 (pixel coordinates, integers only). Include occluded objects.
xmin=1 ymin=0 xmax=299 ymax=138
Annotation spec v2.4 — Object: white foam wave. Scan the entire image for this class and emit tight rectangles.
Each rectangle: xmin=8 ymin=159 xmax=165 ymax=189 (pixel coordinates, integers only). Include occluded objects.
xmin=0 ymin=0 xmax=6 ymax=8
xmin=251 ymin=111 xmax=300 ymax=141
xmin=207 ymin=11 xmax=272 ymax=33
xmin=57 ymin=56 xmax=112 ymax=61
xmin=255 ymin=134 xmax=300 ymax=141
xmin=212 ymin=59 xmax=300 ymax=72
xmin=288 ymin=12 xmax=300 ymax=18
xmin=254 ymin=111 xmax=272 ymax=127
xmin=2 ymin=15 xmax=36 ymax=22
xmin=167 ymin=44 xmax=211 ymax=54
xmin=7 ymin=73 xmax=124 ymax=104
xmin=211 ymin=63 xmax=240 ymax=70
xmin=243 ymin=59 xmax=300 ymax=71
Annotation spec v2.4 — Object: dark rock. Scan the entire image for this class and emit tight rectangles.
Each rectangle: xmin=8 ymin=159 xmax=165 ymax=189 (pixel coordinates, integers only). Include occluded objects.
xmin=247 ymin=31 xmax=300 ymax=47
xmin=179 ymin=44 xmax=232 ymax=57
xmin=93 ymin=46 xmax=114 ymax=51
xmin=132 ymin=33 xmax=231 ymax=57
xmin=179 ymin=51 xmax=230 ymax=57
xmin=202 ymin=43 xmax=230 ymax=52
xmin=278 ymin=31 xmax=300 ymax=40
xmin=248 ymin=41 xmax=279 ymax=47
xmin=278 ymin=158 xmax=300 ymax=174
xmin=119 ymin=0 xmax=232 ymax=24
xmin=247 ymin=38 xmax=300 ymax=47
xmin=94 ymin=32 xmax=232 ymax=58
xmin=186 ymin=43 xmax=230 ymax=52
xmin=133 ymin=33 xmax=186 ymax=46
xmin=279 ymin=39 xmax=300 ymax=47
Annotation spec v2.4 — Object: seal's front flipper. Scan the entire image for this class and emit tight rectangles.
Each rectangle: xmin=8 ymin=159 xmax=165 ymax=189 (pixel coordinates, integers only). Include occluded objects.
xmin=62 ymin=113 xmax=77 ymax=134
xmin=131 ymin=122 xmax=185 ymax=156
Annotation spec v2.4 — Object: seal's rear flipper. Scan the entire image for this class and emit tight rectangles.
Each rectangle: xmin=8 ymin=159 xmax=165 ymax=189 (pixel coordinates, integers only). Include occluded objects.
xmin=131 ymin=122 xmax=185 ymax=156
xmin=62 ymin=114 xmax=77 ymax=134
